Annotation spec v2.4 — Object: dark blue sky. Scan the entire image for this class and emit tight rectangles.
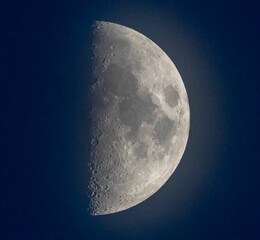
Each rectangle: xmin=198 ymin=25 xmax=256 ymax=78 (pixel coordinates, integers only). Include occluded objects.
xmin=2 ymin=0 xmax=259 ymax=239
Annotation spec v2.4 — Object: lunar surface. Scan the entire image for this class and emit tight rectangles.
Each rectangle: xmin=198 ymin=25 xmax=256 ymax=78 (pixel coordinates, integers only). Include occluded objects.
xmin=88 ymin=21 xmax=190 ymax=215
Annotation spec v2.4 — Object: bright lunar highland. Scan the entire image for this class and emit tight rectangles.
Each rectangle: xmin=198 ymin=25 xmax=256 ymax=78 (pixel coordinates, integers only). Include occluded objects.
xmin=88 ymin=21 xmax=190 ymax=215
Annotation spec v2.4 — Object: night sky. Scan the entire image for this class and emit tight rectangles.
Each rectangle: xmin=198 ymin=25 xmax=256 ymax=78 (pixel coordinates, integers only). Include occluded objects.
xmin=2 ymin=0 xmax=259 ymax=239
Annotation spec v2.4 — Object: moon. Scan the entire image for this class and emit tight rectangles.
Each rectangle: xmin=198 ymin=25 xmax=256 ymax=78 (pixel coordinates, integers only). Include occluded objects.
xmin=88 ymin=21 xmax=190 ymax=215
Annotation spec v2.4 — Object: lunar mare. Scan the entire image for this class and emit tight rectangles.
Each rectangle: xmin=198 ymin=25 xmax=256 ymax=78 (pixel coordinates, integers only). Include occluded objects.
xmin=89 ymin=21 xmax=190 ymax=215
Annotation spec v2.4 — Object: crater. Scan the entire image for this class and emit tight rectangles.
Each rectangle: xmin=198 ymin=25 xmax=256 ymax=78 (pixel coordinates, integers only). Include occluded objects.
xmin=163 ymin=86 xmax=180 ymax=108
xmin=154 ymin=116 xmax=176 ymax=145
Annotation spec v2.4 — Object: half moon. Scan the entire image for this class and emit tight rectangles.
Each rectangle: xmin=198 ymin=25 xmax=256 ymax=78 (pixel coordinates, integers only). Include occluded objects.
xmin=88 ymin=21 xmax=190 ymax=215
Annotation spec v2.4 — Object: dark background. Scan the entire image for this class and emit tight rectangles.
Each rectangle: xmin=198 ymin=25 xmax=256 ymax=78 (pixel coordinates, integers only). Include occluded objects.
xmin=1 ymin=0 xmax=259 ymax=239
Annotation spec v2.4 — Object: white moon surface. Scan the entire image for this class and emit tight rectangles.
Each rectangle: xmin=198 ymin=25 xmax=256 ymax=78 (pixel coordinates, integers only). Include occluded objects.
xmin=88 ymin=21 xmax=190 ymax=215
